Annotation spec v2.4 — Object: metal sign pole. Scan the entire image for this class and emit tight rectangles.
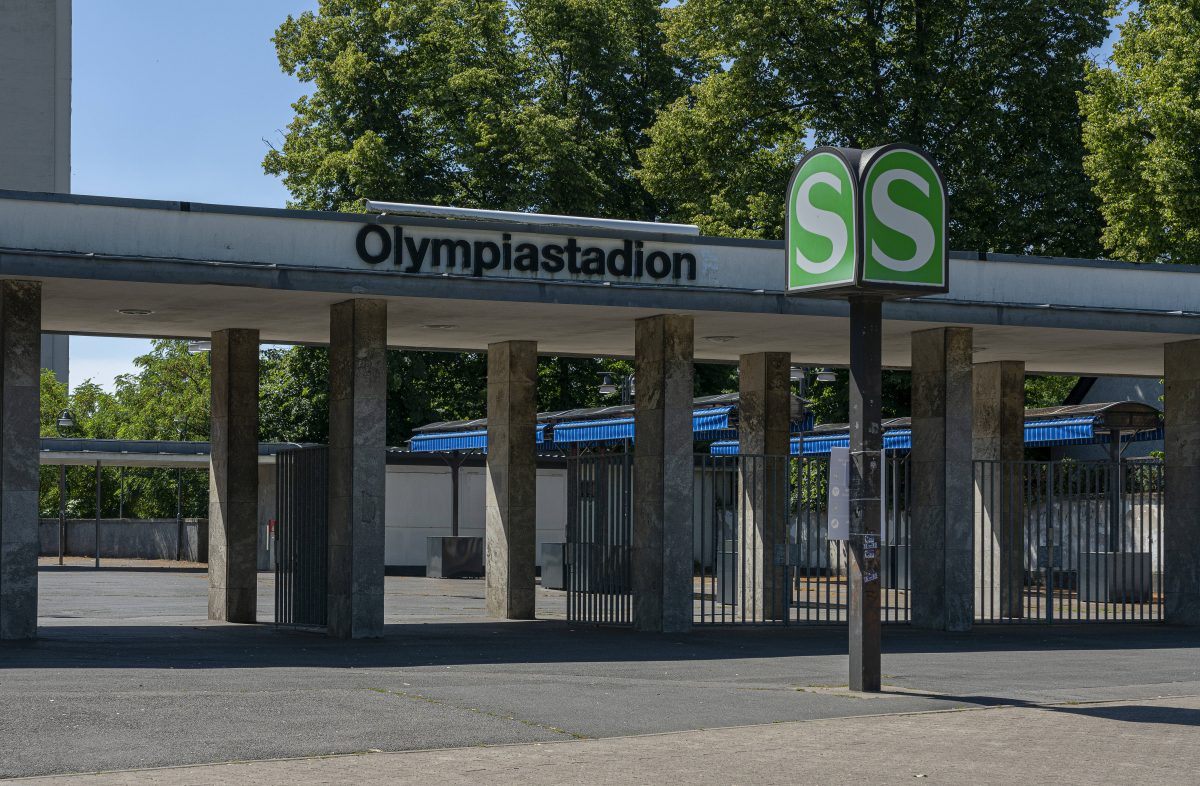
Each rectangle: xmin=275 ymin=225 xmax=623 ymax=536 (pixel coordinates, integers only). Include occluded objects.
xmin=784 ymin=143 xmax=946 ymax=693
xmin=848 ymin=294 xmax=882 ymax=692
xmin=94 ymin=461 xmax=102 ymax=569
xmin=58 ymin=464 xmax=66 ymax=565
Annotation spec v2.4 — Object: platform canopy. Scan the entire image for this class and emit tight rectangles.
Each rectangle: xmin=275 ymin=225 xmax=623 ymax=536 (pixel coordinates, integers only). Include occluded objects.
xmin=38 ymin=438 xmax=310 ymax=468
xmin=409 ymin=393 xmax=811 ymax=452
xmin=709 ymin=402 xmax=1163 ymax=456
xmin=3 ymin=190 xmax=1200 ymax=377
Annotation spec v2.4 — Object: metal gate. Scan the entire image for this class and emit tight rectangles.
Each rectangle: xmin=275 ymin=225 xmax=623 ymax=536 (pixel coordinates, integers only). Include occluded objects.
xmin=565 ymin=452 xmax=634 ymax=625
xmin=275 ymin=445 xmax=329 ymax=628
xmin=565 ymin=451 xmax=912 ymax=627
xmin=694 ymin=454 xmax=911 ymax=625
xmin=974 ymin=458 xmax=1164 ymax=623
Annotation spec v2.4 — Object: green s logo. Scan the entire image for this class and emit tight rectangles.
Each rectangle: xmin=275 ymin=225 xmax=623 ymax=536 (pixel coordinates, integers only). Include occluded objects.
xmin=785 ymin=144 xmax=947 ymax=295
xmin=861 ymin=147 xmax=945 ymax=287
xmin=787 ymin=149 xmax=857 ymax=292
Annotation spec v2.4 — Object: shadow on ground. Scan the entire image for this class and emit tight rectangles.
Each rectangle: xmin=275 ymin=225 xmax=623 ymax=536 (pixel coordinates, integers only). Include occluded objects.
xmin=3 ymin=620 xmax=1198 ymax=672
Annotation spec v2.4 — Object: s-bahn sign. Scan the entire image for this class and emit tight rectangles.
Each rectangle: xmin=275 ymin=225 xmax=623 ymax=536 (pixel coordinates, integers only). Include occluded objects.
xmin=786 ymin=144 xmax=947 ymax=296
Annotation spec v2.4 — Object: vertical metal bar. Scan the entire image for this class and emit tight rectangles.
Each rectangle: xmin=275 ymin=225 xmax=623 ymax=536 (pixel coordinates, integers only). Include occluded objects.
xmin=451 ymin=455 xmax=461 ymax=538
xmin=94 ymin=461 xmax=102 ymax=569
xmin=175 ymin=468 xmax=184 ymax=561
xmin=1045 ymin=461 xmax=1054 ymax=623
xmin=119 ymin=465 xmax=125 ymax=520
xmin=699 ymin=453 xmax=707 ymax=625
xmin=58 ymin=464 xmax=66 ymax=566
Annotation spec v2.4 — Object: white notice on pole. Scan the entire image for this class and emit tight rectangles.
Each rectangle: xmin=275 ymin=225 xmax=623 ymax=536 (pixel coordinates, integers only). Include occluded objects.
xmin=828 ymin=446 xmax=850 ymax=541
xmin=880 ymin=450 xmax=888 ymax=543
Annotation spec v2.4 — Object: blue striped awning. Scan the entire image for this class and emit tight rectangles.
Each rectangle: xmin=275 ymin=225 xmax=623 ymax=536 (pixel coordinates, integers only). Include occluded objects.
xmin=552 ymin=406 xmax=738 ymax=445
xmin=710 ymin=429 xmax=912 ymax=456
xmin=710 ymin=419 xmax=1163 ymax=456
xmin=410 ymin=424 xmax=548 ymax=453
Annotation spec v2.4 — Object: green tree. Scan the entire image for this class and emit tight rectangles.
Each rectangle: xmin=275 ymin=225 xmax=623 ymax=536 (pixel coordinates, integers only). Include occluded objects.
xmin=260 ymin=345 xmax=330 ymax=443
xmin=39 ymin=343 xmax=212 ymax=521
xmin=263 ymin=0 xmax=699 ymax=432
xmin=1080 ymin=0 xmax=1200 ymax=263
xmin=804 ymin=369 xmax=911 ymax=426
xmin=1025 ymin=375 xmax=1079 ymax=408
xmin=639 ymin=0 xmax=1108 ymax=256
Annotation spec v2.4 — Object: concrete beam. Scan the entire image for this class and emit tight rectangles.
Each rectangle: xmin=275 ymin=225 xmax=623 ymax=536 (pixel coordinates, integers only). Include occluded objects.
xmin=972 ymin=361 xmax=1025 ymax=620
xmin=207 ymin=328 xmax=260 ymax=623
xmin=1165 ymin=339 xmax=1200 ymax=625
xmin=485 ymin=340 xmax=538 ymax=620
xmin=911 ymin=327 xmax=974 ymax=631
xmin=737 ymin=352 xmax=791 ymax=621
xmin=0 ymin=280 xmax=41 ymax=640
xmin=327 ymin=299 xmax=387 ymax=639
xmin=633 ymin=314 xmax=694 ymax=633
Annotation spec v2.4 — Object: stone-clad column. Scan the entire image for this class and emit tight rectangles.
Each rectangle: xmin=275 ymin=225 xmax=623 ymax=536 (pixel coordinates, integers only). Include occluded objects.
xmin=485 ymin=340 xmax=538 ymax=620
xmin=0 ymin=281 xmax=41 ymax=641
xmin=633 ymin=314 xmax=694 ymax=633
xmin=738 ymin=352 xmax=791 ymax=621
xmin=1165 ymin=340 xmax=1200 ymax=625
xmin=973 ymin=361 xmax=1025 ymax=620
xmin=911 ymin=327 xmax=974 ymax=631
xmin=208 ymin=329 xmax=260 ymax=623
xmin=327 ymin=299 xmax=387 ymax=639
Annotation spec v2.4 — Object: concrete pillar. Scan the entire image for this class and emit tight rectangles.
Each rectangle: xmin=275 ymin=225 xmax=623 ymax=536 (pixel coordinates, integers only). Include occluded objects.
xmin=327 ymin=299 xmax=387 ymax=639
xmin=633 ymin=314 xmax=694 ymax=633
xmin=910 ymin=327 xmax=974 ymax=631
xmin=972 ymin=361 xmax=1025 ymax=620
xmin=207 ymin=329 xmax=260 ymax=623
xmin=0 ymin=281 xmax=41 ymax=641
xmin=737 ymin=352 xmax=791 ymax=621
xmin=485 ymin=340 xmax=538 ymax=620
xmin=1165 ymin=339 xmax=1200 ymax=625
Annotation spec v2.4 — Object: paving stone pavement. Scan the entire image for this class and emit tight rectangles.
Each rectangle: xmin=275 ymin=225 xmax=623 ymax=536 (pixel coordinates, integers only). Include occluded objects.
xmin=9 ymin=695 xmax=1200 ymax=785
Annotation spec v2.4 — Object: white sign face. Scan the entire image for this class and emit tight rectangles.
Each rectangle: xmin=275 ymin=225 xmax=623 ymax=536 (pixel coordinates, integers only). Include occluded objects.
xmin=827 ymin=446 xmax=850 ymax=541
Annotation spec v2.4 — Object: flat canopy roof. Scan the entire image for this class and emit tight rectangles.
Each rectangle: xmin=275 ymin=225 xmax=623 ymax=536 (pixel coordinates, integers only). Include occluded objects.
xmin=38 ymin=439 xmax=310 ymax=468
xmin=4 ymin=190 xmax=1198 ymax=376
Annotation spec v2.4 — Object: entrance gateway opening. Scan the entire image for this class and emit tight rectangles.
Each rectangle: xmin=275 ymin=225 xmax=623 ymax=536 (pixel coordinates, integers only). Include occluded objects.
xmin=5 ymin=190 xmax=1198 ymax=689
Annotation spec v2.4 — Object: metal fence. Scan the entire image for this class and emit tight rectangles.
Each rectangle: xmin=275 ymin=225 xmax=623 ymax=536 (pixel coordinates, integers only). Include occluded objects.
xmin=694 ymin=454 xmax=911 ymax=626
xmin=275 ymin=445 xmax=329 ymax=629
xmin=973 ymin=458 xmax=1164 ymax=623
xmin=565 ymin=451 xmax=912 ymax=627
xmin=565 ymin=452 xmax=634 ymax=625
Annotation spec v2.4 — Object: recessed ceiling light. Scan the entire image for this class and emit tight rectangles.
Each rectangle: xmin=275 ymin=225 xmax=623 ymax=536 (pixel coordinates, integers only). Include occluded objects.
xmin=117 ymin=308 xmax=154 ymax=316
xmin=703 ymin=335 xmax=737 ymax=343
xmin=422 ymin=324 xmax=458 ymax=330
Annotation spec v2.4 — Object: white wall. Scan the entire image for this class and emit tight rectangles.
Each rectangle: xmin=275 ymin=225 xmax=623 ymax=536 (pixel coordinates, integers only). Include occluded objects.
xmin=383 ymin=463 xmax=567 ymax=568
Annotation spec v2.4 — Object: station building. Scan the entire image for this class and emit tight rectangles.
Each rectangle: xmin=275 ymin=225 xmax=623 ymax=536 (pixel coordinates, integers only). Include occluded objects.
xmin=2 ymin=0 xmax=1197 ymax=641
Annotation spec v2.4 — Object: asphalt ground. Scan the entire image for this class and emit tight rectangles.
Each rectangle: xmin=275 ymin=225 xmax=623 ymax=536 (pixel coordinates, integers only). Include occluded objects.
xmin=1 ymin=567 xmax=1198 ymax=779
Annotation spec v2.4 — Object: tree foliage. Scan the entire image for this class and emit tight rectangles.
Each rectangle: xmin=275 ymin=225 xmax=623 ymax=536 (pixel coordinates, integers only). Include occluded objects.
xmin=262 ymin=0 xmax=704 ymax=425
xmin=1024 ymin=375 xmax=1079 ymax=408
xmin=265 ymin=0 xmax=681 ymax=217
xmin=639 ymin=0 xmax=1109 ymax=256
xmin=39 ymin=343 xmax=212 ymax=521
xmin=1080 ymin=0 xmax=1200 ymax=263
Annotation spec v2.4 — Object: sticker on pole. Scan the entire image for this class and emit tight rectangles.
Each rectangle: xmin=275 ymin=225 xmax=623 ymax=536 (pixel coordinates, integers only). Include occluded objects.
xmin=827 ymin=446 xmax=850 ymax=541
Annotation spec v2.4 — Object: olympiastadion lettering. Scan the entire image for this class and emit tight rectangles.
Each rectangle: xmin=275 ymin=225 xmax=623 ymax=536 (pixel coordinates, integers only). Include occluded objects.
xmin=355 ymin=224 xmax=698 ymax=282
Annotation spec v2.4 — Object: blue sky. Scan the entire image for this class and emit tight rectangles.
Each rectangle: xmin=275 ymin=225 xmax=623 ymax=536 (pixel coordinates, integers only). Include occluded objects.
xmin=67 ymin=1 xmax=1127 ymax=391
xmin=69 ymin=0 xmax=317 ymax=390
